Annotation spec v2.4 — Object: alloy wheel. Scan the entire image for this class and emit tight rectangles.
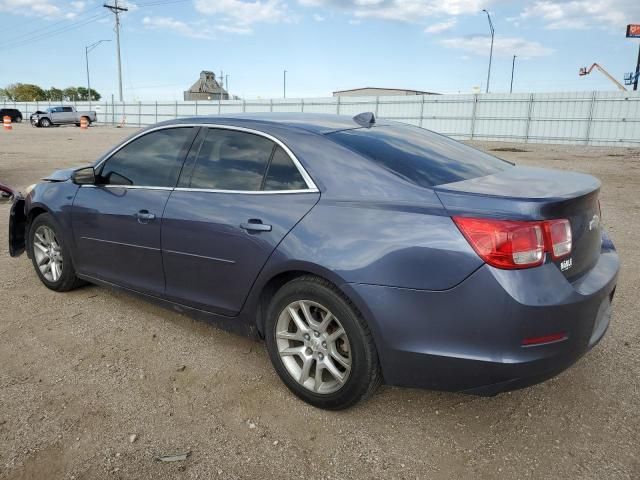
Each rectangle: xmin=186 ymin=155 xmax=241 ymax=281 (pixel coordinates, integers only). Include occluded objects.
xmin=275 ymin=300 xmax=352 ymax=394
xmin=32 ymin=225 xmax=63 ymax=282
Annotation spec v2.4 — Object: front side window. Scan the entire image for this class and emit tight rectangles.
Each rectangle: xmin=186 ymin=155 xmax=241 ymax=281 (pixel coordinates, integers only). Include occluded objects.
xmin=99 ymin=127 xmax=194 ymax=187
xmin=62 ymin=107 xmax=73 ymax=112
xmin=189 ymin=129 xmax=275 ymax=191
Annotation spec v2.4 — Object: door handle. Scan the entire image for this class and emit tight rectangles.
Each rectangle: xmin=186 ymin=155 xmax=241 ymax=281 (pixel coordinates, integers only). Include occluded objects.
xmin=135 ymin=210 xmax=156 ymax=223
xmin=240 ymin=219 xmax=272 ymax=232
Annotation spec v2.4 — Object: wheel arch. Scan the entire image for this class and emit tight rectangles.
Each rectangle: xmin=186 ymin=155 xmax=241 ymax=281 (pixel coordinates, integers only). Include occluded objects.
xmin=252 ymin=264 xmax=373 ymax=344
xmin=24 ymin=205 xmax=51 ymax=258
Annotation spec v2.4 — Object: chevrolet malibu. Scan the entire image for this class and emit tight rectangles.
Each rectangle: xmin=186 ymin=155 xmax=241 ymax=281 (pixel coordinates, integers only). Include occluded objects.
xmin=8 ymin=113 xmax=619 ymax=409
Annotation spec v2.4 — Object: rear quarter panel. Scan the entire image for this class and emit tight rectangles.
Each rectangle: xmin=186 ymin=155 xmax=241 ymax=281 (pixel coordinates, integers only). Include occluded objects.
xmin=260 ymin=198 xmax=483 ymax=291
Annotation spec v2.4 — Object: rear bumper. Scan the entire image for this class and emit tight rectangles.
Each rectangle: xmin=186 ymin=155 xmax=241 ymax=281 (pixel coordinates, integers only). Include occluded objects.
xmin=344 ymin=238 xmax=619 ymax=395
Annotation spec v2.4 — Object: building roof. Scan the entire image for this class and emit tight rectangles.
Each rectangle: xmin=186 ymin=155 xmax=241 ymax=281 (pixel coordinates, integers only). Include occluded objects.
xmin=186 ymin=71 xmax=227 ymax=95
xmin=333 ymin=87 xmax=439 ymax=95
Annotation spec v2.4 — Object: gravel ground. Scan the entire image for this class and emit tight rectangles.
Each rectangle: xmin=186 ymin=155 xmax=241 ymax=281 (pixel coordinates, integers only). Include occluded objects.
xmin=0 ymin=123 xmax=639 ymax=480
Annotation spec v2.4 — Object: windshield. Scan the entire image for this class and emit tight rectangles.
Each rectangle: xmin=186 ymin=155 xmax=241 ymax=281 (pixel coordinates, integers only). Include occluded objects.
xmin=327 ymin=124 xmax=512 ymax=188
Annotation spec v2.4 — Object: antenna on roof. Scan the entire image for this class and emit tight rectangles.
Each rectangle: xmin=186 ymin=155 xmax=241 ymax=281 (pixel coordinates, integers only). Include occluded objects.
xmin=353 ymin=112 xmax=376 ymax=128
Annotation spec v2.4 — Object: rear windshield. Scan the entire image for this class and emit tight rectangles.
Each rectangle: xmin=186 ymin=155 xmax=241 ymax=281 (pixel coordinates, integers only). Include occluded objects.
xmin=327 ymin=124 xmax=511 ymax=187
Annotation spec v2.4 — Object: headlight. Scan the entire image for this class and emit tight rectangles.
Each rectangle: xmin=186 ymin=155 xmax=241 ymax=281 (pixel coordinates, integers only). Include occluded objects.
xmin=24 ymin=183 xmax=37 ymax=195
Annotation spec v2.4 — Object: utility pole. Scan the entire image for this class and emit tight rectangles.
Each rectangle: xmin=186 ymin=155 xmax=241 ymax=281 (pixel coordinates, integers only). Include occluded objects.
xmin=86 ymin=40 xmax=111 ymax=110
xmin=103 ymin=0 xmax=127 ymax=102
xmin=510 ymin=55 xmax=516 ymax=94
xmin=283 ymin=70 xmax=287 ymax=98
xmin=482 ymin=9 xmax=494 ymax=94
xmin=634 ymin=43 xmax=640 ymax=91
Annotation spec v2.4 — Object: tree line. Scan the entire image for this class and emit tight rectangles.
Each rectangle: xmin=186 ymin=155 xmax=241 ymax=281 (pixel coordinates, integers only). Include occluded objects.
xmin=0 ymin=83 xmax=101 ymax=102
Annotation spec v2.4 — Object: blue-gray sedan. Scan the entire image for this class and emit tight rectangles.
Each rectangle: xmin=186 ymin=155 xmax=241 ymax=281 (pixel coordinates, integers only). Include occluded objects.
xmin=8 ymin=113 xmax=619 ymax=409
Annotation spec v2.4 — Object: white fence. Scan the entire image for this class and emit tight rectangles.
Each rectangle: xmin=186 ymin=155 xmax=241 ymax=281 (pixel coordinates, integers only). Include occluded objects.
xmin=4 ymin=90 xmax=640 ymax=147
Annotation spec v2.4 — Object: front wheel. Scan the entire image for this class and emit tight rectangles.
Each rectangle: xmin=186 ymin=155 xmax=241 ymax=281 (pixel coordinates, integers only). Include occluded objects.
xmin=265 ymin=276 xmax=381 ymax=410
xmin=28 ymin=214 xmax=84 ymax=292
xmin=39 ymin=118 xmax=51 ymax=128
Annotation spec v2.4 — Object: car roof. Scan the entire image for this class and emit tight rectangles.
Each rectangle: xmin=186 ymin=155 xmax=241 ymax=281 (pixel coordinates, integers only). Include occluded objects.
xmin=166 ymin=112 xmax=390 ymax=135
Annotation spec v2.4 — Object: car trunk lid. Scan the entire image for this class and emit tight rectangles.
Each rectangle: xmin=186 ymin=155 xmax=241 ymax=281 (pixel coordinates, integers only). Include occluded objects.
xmin=435 ymin=166 xmax=602 ymax=280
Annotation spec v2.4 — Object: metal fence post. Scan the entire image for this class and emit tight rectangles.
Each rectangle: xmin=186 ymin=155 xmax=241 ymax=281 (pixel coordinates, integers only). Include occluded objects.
xmin=243 ymin=99 xmax=246 ymax=112
xmin=218 ymin=98 xmax=221 ymax=115
xmin=270 ymin=99 xmax=273 ymax=112
xmin=175 ymin=101 xmax=178 ymax=120
xmin=584 ymin=91 xmax=597 ymax=145
xmin=470 ymin=94 xmax=478 ymax=139
xmin=301 ymin=98 xmax=305 ymax=113
xmin=336 ymin=96 xmax=341 ymax=115
xmin=375 ymin=96 xmax=380 ymax=116
xmin=419 ymin=95 xmax=425 ymax=128
xmin=195 ymin=100 xmax=198 ymax=116
xmin=155 ymin=101 xmax=158 ymax=124
xmin=524 ymin=93 xmax=534 ymax=143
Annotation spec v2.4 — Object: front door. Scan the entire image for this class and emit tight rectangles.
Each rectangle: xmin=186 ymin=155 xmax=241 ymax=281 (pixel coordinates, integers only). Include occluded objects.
xmin=162 ymin=127 xmax=319 ymax=316
xmin=72 ymin=126 xmax=197 ymax=295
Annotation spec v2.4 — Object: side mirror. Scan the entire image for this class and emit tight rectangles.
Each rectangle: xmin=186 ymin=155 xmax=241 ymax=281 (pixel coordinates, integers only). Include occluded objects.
xmin=72 ymin=166 xmax=96 ymax=185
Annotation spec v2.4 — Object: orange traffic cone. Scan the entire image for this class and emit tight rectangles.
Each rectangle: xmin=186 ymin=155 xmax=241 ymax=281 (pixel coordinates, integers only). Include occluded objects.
xmin=80 ymin=116 xmax=89 ymax=129
xmin=3 ymin=116 xmax=11 ymax=131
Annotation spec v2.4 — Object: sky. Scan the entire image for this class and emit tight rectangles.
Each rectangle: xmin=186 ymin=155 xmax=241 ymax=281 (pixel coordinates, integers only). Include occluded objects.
xmin=0 ymin=0 xmax=639 ymax=100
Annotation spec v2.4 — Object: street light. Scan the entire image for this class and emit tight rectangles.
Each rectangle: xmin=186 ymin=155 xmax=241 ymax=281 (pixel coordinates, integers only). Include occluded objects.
xmin=510 ymin=55 xmax=517 ymax=93
xmin=482 ymin=9 xmax=494 ymax=94
xmin=85 ymin=39 xmax=111 ymax=109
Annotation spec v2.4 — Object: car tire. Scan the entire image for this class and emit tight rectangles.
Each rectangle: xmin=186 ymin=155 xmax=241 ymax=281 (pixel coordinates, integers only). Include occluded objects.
xmin=28 ymin=213 xmax=84 ymax=292
xmin=39 ymin=118 xmax=51 ymax=128
xmin=265 ymin=276 xmax=381 ymax=410
xmin=15 ymin=115 xmax=22 ymax=123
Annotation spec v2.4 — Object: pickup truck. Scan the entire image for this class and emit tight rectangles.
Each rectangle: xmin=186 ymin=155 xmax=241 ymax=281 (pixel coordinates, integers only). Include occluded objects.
xmin=30 ymin=106 xmax=97 ymax=128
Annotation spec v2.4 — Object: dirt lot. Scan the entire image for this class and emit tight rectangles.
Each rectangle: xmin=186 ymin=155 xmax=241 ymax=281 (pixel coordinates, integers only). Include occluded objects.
xmin=0 ymin=123 xmax=639 ymax=480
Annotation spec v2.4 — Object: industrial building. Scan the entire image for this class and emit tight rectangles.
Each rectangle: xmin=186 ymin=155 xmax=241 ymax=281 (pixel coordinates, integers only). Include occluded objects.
xmin=184 ymin=71 xmax=229 ymax=101
xmin=333 ymin=87 xmax=439 ymax=97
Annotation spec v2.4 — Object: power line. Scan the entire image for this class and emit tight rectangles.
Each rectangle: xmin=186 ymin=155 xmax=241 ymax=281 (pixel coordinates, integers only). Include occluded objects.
xmin=133 ymin=0 xmax=191 ymax=7
xmin=4 ymin=6 xmax=103 ymax=43
xmin=0 ymin=13 xmax=110 ymax=51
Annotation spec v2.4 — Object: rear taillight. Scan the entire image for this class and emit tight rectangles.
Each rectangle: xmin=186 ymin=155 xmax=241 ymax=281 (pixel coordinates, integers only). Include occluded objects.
xmin=453 ymin=217 xmax=572 ymax=269
xmin=544 ymin=219 xmax=572 ymax=259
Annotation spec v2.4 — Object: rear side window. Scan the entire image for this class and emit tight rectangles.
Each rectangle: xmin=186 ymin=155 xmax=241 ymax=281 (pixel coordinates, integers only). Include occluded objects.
xmin=263 ymin=146 xmax=307 ymax=191
xmin=189 ymin=129 xmax=275 ymax=191
xmin=328 ymin=125 xmax=511 ymax=187
xmin=99 ymin=127 xmax=194 ymax=187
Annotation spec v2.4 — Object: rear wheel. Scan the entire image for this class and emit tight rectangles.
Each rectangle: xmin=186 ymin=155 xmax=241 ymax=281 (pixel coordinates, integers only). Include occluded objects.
xmin=14 ymin=115 xmax=22 ymax=123
xmin=265 ymin=276 xmax=381 ymax=409
xmin=28 ymin=214 xmax=83 ymax=292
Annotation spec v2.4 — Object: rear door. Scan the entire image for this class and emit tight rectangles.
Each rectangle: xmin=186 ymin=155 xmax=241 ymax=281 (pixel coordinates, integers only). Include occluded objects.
xmin=161 ymin=126 xmax=319 ymax=316
xmin=60 ymin=107 xmax=75 ymax=124
xmin=72 ymin=126 xmax=197 ymax=294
